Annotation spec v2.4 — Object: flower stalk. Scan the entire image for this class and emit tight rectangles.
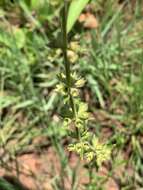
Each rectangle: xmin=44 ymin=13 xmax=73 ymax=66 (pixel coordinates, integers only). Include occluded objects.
xmin=55 ymin=0 xmax=111 ymax=167
xmin=61 ymin=1 xmax=77 ymax=120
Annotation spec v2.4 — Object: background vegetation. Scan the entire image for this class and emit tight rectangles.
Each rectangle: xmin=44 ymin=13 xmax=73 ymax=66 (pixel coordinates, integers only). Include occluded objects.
xmin=0 ymin=0 xmax=143 ymax=189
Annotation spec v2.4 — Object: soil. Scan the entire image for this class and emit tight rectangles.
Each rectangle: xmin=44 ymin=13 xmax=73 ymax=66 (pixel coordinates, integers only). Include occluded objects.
xmin=0 ymin=145 xmax=120 ymax=190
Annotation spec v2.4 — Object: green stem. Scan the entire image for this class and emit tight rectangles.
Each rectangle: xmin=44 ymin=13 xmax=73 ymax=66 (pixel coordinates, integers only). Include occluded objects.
xmin=61 ymin=1 xmax=79 ymax=137
xmin=61 ymin=1 xmax=70 ymax=86
xmin=61 ymin=1 xmax=76 ymax=116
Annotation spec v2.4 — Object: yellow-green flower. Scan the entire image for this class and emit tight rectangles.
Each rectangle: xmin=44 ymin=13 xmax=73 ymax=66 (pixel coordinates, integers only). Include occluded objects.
xmin=86 ymin=151 xmax=94 ymax=162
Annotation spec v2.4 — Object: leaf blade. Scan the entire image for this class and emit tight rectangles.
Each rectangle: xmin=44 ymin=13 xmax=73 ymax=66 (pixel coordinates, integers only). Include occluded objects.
xmin=67 ymin=0 xmax=90 ymax=33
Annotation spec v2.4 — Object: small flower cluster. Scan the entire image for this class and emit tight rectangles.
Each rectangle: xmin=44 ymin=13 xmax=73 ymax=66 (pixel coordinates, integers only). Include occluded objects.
xmin=55 ymin=72 xmax=111 ymax=166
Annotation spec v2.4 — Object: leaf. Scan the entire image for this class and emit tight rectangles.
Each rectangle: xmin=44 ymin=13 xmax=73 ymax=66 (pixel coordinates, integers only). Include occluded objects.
xmin=13 ymin=28 xmax=26 ymax=49
xmin=61 ymin=104 xmax=74 ymax=118
xmin=0 ymin=29 xmax=11 ymax=47
xmin=87 ymin=75 xmax=105 ymax=108
xmin=19 ymin=1 xmax=41 ymax=27
xmin=0 ymin=95 xmax=19 ymax=109
xmin=0 ymin=177 xmax=16 ymax=190
xmin=31 ymin=0 xmax=44 ymax=9
xmin=0 ymin=28 xmax=25 ymax=49
xmin=0 ymin=177 xmax=23 ymax=190
xmin=13 ymin=100 xmax=35 ymax=109
xmin=67 ymin=0 xmax=90 ymax=33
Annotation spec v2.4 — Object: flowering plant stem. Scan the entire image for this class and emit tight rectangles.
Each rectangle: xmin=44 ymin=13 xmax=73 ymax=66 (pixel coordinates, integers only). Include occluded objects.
xmin=61 ymin=1 xmax=78 ymax=135
xmin=57 ymin=0 xmax=111 ymax=166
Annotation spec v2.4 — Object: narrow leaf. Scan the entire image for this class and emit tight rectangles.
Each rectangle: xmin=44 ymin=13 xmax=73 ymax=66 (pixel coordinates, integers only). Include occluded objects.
xmin=67 ymin=0 xmax=90 ymax=33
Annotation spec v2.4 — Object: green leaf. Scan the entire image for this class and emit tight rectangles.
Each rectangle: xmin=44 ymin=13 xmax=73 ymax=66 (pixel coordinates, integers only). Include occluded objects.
xmin=13 ymin=100 xmax=35 ymax=109
xmin=0 ymin=29 xmax=11 ymax=47
xmin=87 ymin=75 xmax=105 ymax=108
xmin=0 ymin=177 xmax=23 ymax=190
xmin=0 ymin=28 xmax=25 ymax=49
xmin=67 ymin=0 xmax=90 ymax=33
xmin=31 ymin=0 xmax=44 ymax=9
xmin=0 ymin=177 xmax=16 ymax=190
xmin=0 ymin=95 xmax=19 ymax=109
xmin=61 ymin=104 xmax=74 ymax=118
xmin=13 ymin=28 xmax=26 ymax=49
